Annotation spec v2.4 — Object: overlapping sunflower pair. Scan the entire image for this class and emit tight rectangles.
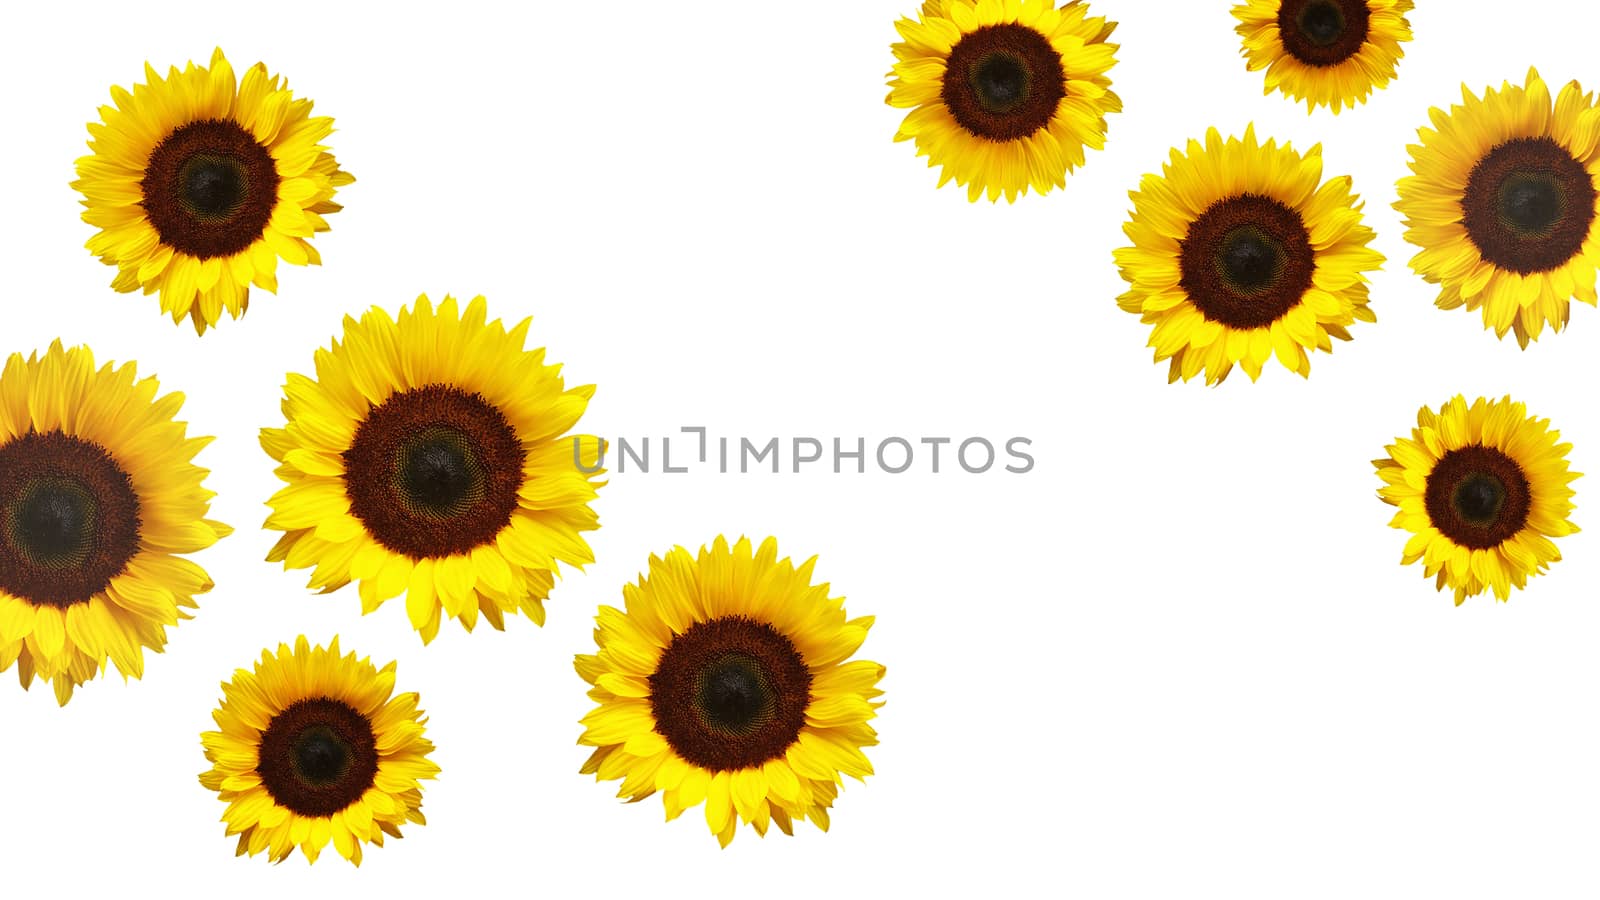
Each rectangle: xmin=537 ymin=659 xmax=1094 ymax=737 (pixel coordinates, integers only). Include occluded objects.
xmin=13 ymin=49 xmax=888 ymax=863
xmin=1118 ymin=71 xmax=1600 ymax=383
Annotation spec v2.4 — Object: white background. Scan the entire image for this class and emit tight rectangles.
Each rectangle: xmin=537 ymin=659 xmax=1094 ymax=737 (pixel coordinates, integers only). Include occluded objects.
xmin=2 ymin=0 xmax=1598 ymax=896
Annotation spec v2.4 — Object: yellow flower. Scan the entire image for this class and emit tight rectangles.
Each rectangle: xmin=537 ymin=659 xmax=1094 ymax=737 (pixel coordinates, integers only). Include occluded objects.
xmin=72 ymin=48 xmax=351 ymax=334
xmin=1233 ymin=0 xmax=1414 ymax=113
xmin=1375 ymin=395 xmax=1580 ymax=604
xmin=262 ymin=294 xmax=602 ymax=643
xmin=886 ymin=0 xmax=1120 ymax=201
xmin=1115 ymin=126 xmax=1383 ymax=384
xmin=577 ymin=537 xmax=885 ymax=847
xmin=1396 ymin=69 xmax=1600 ymax=346
xmin=199 ymin=636 xmax=439 ymax=865
xmin=0 ymin=341 xmax=228 ymax=704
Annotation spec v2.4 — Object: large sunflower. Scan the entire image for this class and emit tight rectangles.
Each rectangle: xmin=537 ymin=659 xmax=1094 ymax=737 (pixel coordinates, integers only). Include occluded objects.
xmin=576 ymin=536 xmax=885 ymax=847
xmin=1233 ymin=0 xmax=1414 ymax=113
xmin=262 ymin=294 xmax=602 ymax=644
xmin=199 ymin=636 xmax=439 ymax=865
xmin=1396 ymin=69 xmax=1600 ymax=347
xmin=1375 ymin=395 xmax=1580 ymax=604
xmin=0 ymin=341 xmax=228 ymax=705
xmin=72 ymin=48 xmax=351 ymax=334
xmin=1115 ymin=126 xmax=1384 ymax=384
xmin=886 ymin=0 xmax=1120 ymax=202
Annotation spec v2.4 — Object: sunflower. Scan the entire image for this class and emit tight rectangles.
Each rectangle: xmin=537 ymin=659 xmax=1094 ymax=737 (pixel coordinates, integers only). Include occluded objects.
xmin=72 ymin=48 xmax=351 ymax=335
xmin=1232 ymin=0 xmax=1413 ymax=113
xmin=886 ymin=0 xmax=1121 ymax=202
xmin=576 ymin=536 xmax=885 ymax=847
xmin=1114 ymin=126 xmax=1383 ymax=385
xmin=1375 ymin=395 xmax=1580 ymax=604
xmin=199 ymin=636 xmax=438 ymax=865
xmin=1396 ymin=69 xmax=1600 ymax=347
xmin=262 ymin=294 xmax=602 ymax=644
xmin=0 ymin=341 xmax=228 ymax=705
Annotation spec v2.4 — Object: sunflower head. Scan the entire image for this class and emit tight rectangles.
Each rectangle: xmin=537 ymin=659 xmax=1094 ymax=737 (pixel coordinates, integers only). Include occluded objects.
xmin=262 ymin=294 xmax=603 ymax=644
xmin=1396 ymin=69 xmax=1600 ymax=347
xmin=0 ymin=341 xmax=228 ymax=704
xmin=576 ymin=537 xmax=885 ymax=847
xmin=72 ymin=48 xmax=352 ymax=335
xmin=199 ymin=636 xmax=439 ymax=865
xmin=1232 ymin=0 xmax=1414 ymax=113
xmin=1375 ymin=395 xmax=1580 ymax=604
xmin=1114 ymin=125 xmax=1383 ymax=385
xmin=886 ymin=0 xmax=1121 ymax=201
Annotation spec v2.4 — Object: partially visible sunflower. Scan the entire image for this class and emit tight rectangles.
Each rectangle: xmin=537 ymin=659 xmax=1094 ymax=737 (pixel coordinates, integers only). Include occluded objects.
xmin=577 ymin=537 xmax=885 ymax=847
xmin=1233 ymin=0 xmax=1414 ymax=113
xmin=262 ymin=294 xmax=602 ymax=644
xmin=886 ymin=0 xmax=1120 ymax=202
xmin=72 ymin=48 xmax=351 ymax=334
xmin=1115 ymin=125 xmax=1384 ymax=384
xmin=1375 ymin=395 xmax=1580 ymax=604
xmin=0 ymin=341 xmax=228 ymax=705
xmin=199 ymin=636 xmax=439 ymax=865
xmin=1396 ymin=69 xmax=1600 ymax=346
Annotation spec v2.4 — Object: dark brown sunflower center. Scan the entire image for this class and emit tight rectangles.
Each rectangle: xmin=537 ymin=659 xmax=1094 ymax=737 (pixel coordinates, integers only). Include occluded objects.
xmin=1277 ymin=0 xmax=1370 ymax=67
xmin=0 ymin=431 xmax=140 ymax=607
xmin=1461 ymin=137 xmax=1597 ymax=274
xmin=398 ymin=426 xmax=487 ymax=520
xmin=141 ymin=118 xmax=280 ymax=260
xmin=257 ymin=697 xmax=379 ymax=817
xmin=698 ymin=654 xmax=777 ymax=735
xmin=1219 ymin=225 xmax=1286 ymax=292
xmin=1178 ymin=194 xmax=1315 ymax=329
xmin=343 ymin=385 xmax=525 ymax=559
xmin=1424 ymin=445 xmax=1532 ymax=549
xmin=13 ymin=479 xmax=96 ymax=568
xmin=180 ymin=155 xmax=248 ymax=219
xmin=941 ymin=24 xmax=1065 ymax=142
xmin=974 ymin=53 xmax=1029 ymax=113
xmin=648 ymin=616 xmax=812 ymax=772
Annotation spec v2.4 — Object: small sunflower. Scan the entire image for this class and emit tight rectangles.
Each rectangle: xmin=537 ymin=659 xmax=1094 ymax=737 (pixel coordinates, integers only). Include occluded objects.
xmin=262 ymin=294 xmax=602 ymax=644
xmin=577 ymin=536 xmax=885 ymax=847
xmin=72 ymin=48 xmax=351 ymax=334
xmin=1396 ymin=69 xmax=1600 ymax=347
xmin=886 ymin=0 xmax=1121 ymax=202
xmin=1233 ymin=0 xmax=1414 ymax=113
xmin=1115 ymin=126 xmax=1384 ymax=384
xmin=1375 ymin=395 xmax=1580 ymax=604
xmin=199 ymin=636 xmax=438 ymax=865
xmin=0 ymin=341 xmax=228 ymax=705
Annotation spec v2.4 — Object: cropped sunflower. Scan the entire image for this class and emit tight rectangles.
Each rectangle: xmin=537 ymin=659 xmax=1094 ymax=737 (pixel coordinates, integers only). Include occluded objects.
xmin=0 ymin=341 xmax=228 ymax=705
xmin=72 ymin=48 xmax=351 ymax=334
xmin=262 ymin=294 xmax=602 ymax=644
xmin=1375 ymin=395 xmax=1580 ymax=604
xmin=1115 ymin=126 xmax=1384 ymax=384
xmin=577 ymin=536 xmax=885 ymax=847
xmin=1233 ymin=0 xmax=1414 ymax=113
xmin=199 ymin=636 xmax=439 ymax=865
xmin=1396 ymin=69 xmax=1600 ymax=347
xmin=886 ymin=0 xmax=1121 ymax=202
